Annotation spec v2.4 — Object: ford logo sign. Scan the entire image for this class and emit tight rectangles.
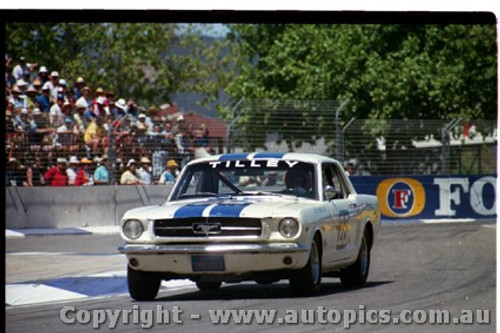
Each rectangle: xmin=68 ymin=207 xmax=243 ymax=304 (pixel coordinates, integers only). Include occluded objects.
xmin=192 ymin=223 xmax=222 ymax=236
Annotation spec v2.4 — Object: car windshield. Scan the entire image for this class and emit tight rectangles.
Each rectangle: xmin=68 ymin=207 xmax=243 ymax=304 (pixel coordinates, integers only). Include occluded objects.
xmin=170 ymin=159 xmax=318 ymax=200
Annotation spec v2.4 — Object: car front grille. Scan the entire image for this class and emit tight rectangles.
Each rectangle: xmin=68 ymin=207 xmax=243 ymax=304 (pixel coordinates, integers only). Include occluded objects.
xmin=153 ymin=217 xmax=262 ymax=237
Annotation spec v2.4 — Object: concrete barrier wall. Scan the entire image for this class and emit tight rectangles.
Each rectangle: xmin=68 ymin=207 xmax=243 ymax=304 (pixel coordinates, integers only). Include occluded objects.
xmin=5 ymin=185 xmax=173 ymax=229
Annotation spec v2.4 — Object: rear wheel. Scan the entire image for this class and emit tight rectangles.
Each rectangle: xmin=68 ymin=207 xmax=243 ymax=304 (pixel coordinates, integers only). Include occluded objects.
xmin=340 ymin=228 xmax=370 ymax=287
xmin=196 ymin=281 xmax=222 ymax=291
xmin=289 ymin=236 xmax=322 ymax=296
xmin=127 ymin=266 xmax=161 ymax=301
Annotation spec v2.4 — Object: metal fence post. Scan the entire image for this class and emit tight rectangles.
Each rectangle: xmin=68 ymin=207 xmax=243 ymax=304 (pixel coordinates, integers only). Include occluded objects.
xmin=226 ymin=97 xmax=244 ymax=153
xmin=441 ymin=118 xmax=462 ymax=175
xmin=335 ymin=99 xmax=349 ymax=163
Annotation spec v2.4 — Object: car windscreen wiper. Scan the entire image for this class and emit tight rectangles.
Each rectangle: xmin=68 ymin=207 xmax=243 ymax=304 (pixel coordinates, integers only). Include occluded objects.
xmin=178 ymin=192 xmax=219 ymax=199
xmin=238 ymin=191 xmax=282 ymax=197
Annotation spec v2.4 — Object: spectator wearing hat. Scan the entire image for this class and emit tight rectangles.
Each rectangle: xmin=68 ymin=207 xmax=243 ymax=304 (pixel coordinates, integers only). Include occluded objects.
xmin=27 ymin=108 xmax=53 ymax=154
xmin=135 ymin=113 xmax=153 ymax=132
xmin=44 ymin=157 xmax=69 ymax=186
xmin=158 ymin=159 xmax=179 ymax=184
xmin=73 ymin=98 xmax=89 ymax=134
xmin=12 ymin=56 xmax=28 ymax=81
xmin=36 ymin=66 xmax=50 ymax=85
xmin=58 ymin=79 xmax=68 ymax=97
xmin=32 ymin=79 xmax=43 ymax=92
xmin=54 ymin=115 xmax=79 ymax=153
xmin=16 ymin=79 xmax=28 ymax=95
xmin=10 ymin=85 xmax=27 ymax=110
xmin=120 ymin=159 xmax=143 ymax=185
xmin=72 ymin=77 xmax=85 ymax=99
xmin=74 ymin=157 xmax=94 ymax=186
xmin=66 ymin=155 xmax=79 ymax=185
xmin=80 ymin=86 xmax=92 ymax=111
xmin=92 ymin=87 xmax=105 ymax=106
xmin=25 ymin=84 xmax=40 ymax=112
xmin=104 ymin=90 xmax=115 ymax=107
xmin=93 ymin=155 xmax=109 ymax=185
xmin=14 ymin=108 xmax=36 ymax=141
xmin=137 ymin=156 xmax=152 ymax=185
xmin=61 ymin=98 xmax=73 ymax=118
xmin=6 ymin=157 xmax=28 ymax=186
xmin=90 ymin=96 xmax=107 ymax=118
xmin=84 ymin=116 xmax=107 ymax=156
xmin=38 ymin=82 xmax=52 ymax=112
xmin=48 ymin=71 xmax=60 ymax=103
xmin=113 ymin=98 xmax=127 ymax=118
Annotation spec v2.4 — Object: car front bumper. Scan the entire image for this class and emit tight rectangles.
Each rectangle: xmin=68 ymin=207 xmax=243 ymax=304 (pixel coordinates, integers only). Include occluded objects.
xmin=118 ymin=243 xmax=310 ymax=274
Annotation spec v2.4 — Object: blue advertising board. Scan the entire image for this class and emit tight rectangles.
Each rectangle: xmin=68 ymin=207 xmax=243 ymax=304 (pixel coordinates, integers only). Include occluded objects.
xmin=350 ymin=175 xmax=497 ymax=220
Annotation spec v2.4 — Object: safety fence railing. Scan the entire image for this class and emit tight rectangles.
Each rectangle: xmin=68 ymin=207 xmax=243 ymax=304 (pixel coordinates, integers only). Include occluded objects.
xmin=5 ymin=100 xmax=497 ymax=186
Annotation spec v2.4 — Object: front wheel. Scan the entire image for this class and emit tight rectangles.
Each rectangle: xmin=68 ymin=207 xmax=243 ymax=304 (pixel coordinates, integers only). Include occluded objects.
xmin=340 ymin=228 xmax=370 ymax=287
xmin=289 ymin=237 xmax=322 ymax=296
xmin=127 ymin=266 xmax=161 ymax=301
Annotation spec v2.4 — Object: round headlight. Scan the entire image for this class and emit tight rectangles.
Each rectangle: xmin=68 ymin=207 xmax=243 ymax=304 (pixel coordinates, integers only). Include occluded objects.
xmin=279 ymin=218 xmax=299 ymax=238
xmin=123 ymin=220 xmax=144 ymax=239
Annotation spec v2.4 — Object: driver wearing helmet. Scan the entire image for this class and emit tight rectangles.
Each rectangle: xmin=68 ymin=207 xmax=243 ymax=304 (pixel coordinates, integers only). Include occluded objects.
xmin=283 ymin=167 xmax=313 ymax=197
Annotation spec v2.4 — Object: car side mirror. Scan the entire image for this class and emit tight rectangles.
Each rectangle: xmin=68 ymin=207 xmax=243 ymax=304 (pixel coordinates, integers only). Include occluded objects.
xmin=324 ymin=185 xmax=342 ymax=201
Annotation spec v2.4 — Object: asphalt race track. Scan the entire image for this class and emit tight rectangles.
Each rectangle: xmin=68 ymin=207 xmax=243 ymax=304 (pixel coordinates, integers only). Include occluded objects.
xmin=6 ymin=221 xmax=496 ymax=332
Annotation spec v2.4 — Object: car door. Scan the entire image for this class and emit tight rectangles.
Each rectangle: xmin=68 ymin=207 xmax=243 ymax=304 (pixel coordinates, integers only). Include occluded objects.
xmin=322 ymin=163 xmax=360 ymax=264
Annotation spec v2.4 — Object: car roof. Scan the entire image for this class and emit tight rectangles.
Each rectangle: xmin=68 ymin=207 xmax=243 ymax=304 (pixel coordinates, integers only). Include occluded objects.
xmin=186 ymin=152 xmax=340 ymax=166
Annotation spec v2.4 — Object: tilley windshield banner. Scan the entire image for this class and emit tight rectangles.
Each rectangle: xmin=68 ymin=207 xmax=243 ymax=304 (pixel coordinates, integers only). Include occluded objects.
xmin=350 ymin=175 xmax=497 ymax=220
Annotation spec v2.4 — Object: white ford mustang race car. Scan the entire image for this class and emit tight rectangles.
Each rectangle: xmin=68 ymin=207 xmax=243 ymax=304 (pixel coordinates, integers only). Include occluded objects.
xmin=118 ymin=152 xmax=380 ymax=300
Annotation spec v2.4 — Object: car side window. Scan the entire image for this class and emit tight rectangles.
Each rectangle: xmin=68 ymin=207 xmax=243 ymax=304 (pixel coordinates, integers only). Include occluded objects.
xmin=322 ymin=164 xmax=343 ymax=199
xmin=335 ymin=165 xmax=352 ymax=197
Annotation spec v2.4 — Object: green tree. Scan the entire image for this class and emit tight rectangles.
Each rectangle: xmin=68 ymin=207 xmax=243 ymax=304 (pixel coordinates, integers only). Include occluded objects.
xmin=224 ymin=24 xmax=496 ymax=121
xmin=222 ymin=24 xmax=497 ymax=169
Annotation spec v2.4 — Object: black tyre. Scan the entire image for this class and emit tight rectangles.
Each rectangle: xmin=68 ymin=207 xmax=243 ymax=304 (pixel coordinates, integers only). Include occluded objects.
xmin=196 ymin=281 xmax=222 ymax=291
xmin=127 ymin=266 xmax=161 ymax=301
xmin=340 ymin=228 xmax=370 ymax=287
xmin=289 ymin=236 xmax=322 ymax=296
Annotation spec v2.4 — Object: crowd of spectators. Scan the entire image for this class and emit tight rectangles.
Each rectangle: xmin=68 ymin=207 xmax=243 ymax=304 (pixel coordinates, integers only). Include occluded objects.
xmin=5 ymin=55 xmax=215 ymax=187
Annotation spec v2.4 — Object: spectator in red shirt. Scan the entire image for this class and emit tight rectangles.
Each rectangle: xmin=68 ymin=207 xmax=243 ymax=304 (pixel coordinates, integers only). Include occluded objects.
xmin=74 ymin=157 xmax=94 ymax=186
xmin=44 ymin=157 xmax=69 ymax=186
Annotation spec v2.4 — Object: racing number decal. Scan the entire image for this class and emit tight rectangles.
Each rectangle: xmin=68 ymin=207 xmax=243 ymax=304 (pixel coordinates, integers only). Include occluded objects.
xmin=336 ymin=210 xmax=350 ymax=250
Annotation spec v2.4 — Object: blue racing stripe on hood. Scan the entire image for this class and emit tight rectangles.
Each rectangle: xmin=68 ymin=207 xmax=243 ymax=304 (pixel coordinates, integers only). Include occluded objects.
xmin=209 ymin=202 xmax=253 ymax=217
xmin=253 ymin=152 xmax=285 ymax=159
xmin=173 ymin=202 xmax=213 ymax=218
xmin=219 ymin=153 xmax=249 ymax=161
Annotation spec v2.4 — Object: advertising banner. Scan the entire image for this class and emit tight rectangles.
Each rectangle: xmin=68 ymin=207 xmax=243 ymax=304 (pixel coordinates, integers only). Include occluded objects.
xmin=350 ymin=175 xmax=496 ymax=219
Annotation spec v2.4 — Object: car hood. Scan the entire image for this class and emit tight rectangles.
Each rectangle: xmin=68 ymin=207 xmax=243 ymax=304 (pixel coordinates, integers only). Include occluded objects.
xmin=123 ymin=195 xmax=321 ymax=220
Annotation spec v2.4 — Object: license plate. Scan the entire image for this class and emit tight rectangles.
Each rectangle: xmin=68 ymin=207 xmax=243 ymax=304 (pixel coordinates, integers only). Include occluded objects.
xmin=191 ymin=255 xmax=225 ymax=272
